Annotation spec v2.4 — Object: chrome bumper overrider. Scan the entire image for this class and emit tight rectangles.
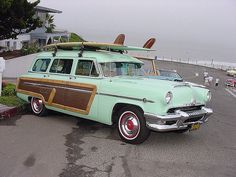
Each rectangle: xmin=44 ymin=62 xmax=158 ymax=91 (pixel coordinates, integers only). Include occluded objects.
xmin=145 ymin=107 xmax=213 ymax=132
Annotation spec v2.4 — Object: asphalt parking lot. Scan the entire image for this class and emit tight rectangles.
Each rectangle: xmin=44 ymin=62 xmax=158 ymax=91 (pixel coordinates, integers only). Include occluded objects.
xmin=0 ymin=61 xmax=236 ymax=177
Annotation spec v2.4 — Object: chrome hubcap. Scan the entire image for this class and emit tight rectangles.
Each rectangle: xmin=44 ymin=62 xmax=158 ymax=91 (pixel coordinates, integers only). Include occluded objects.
xmin=31 ymin=98 xmax=43 ymax=114
xmin=119 ymin=111 xmax=140 ymax=140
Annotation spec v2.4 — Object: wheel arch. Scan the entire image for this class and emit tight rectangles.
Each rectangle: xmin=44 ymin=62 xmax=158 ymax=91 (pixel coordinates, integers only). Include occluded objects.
xmin=27 ymin=94 xmax=46 ymax=104
xmin=28 ymin=96 xmax=32 ymax=102
xmin=112 ymin=102 xmax=144 ymax=124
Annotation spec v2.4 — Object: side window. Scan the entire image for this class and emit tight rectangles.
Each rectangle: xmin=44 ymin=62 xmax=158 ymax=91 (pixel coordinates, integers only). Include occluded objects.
xmin=32 ymin=59 xmax=51 ymax=72
xmin=49 ymin=59 xmax=73 ymax=74
xmin=76 ymin=60 xmax=99 ymax=77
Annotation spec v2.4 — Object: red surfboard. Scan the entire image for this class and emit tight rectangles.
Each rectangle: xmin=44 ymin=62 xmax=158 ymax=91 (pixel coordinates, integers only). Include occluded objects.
xmin=143 ymin=38 xmax=156 ymax=49
xmin=113 ymin=34 xmax=125 ymax=45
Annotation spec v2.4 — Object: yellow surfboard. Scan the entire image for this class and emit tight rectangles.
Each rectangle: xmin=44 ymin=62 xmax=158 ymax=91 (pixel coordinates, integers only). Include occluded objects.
xmin=44 ymin=42 xmax=155 ymax=51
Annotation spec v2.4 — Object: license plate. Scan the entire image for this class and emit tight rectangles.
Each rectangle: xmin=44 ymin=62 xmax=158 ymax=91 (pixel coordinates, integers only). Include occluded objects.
xmin=190 ymin=123 xmax=200 ymax=131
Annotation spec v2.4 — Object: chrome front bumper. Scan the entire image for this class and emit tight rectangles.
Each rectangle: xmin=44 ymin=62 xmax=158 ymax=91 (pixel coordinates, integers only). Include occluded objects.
xmin=145 ymin=107 xmax=213 ymax=132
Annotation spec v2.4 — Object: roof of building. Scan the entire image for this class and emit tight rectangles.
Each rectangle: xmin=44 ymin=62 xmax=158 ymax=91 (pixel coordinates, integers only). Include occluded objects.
xmin=37 ymin=50 xmax=143 ymax=64
xmin=35 ymin=6 xmax=62 ymax=13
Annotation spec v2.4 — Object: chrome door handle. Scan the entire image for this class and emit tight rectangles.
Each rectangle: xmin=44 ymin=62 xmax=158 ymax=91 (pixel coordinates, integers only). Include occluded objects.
xmin=69 ymin=76 xmax=76 ymax=80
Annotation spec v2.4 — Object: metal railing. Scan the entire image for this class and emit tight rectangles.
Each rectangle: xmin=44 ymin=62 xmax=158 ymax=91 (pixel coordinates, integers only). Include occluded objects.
xmin=156 ymin=56 xmax=236 ymax=71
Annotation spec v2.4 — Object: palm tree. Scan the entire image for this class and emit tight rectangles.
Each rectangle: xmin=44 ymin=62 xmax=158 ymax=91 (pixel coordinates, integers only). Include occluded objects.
xmin=45 ymin=13 xmax=55 ymax=33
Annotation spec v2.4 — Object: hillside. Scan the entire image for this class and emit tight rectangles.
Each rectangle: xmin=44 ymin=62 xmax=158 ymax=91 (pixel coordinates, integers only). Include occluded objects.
xmin=69 ymin=33 xmax=85 ymax=42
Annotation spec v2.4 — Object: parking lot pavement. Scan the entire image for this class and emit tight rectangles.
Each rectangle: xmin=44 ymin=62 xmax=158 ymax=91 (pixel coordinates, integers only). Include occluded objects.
xmin=225 ymin=87 xmax=236 ymax=98
xmin=0 ymin=61 xmax=236 ymax=177
xmin=0 ymin=114 xmax=77 ymax=177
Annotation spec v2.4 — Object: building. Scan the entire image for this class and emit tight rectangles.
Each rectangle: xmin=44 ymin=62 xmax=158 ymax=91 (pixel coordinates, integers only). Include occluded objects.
xmin=0 ymin=34 xmax=31 ymax=52
xmin=0 ymin=5 xmax=70 ymax=52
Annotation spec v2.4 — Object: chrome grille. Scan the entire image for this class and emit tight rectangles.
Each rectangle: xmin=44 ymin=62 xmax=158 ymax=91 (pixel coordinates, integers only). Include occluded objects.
xmin=167 ymin=105 xmax=203 ymax=113
xmin=184 ymin=117 xmax=202 ymax=123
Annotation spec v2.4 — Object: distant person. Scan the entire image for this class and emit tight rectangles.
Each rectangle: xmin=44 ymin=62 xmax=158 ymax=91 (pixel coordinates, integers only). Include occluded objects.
xmin=204 ymin=77 xmax=209 ymax=86
xmin=208 ymin=76 xmax=213 ymax=86
xmin=203 ymin=71 xmax=208 ymax=79
xmin=215 ymin=78 xmax=219 ymax=87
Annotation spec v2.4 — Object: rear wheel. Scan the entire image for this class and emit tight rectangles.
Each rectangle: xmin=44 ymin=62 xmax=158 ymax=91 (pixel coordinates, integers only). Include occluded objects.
xmin=30 ymin=97 xmax=48 ymax=116
xmin=117 ymin=106 xmax=150 ymax=144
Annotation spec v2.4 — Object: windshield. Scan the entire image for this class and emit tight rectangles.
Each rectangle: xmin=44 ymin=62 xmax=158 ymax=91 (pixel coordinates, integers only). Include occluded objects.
xmin=159 ymin=70 xmax=182 ymax=79
xmin=100 ymin=62 xmax=145 ymax=77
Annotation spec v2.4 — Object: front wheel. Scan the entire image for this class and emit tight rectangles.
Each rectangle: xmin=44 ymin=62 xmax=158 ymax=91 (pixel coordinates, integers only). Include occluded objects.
xmin=117 ymin=106 xmax=150 ymax=144
xmin=30 ymin=97 xmax=48 ymax=116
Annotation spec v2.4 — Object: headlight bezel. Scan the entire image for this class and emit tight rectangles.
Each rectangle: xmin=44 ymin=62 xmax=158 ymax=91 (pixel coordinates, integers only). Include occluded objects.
xmin=206 ymin=90 xmax=212 ymax=102
xmin=165 ymin=91 xmax=173 ymax=104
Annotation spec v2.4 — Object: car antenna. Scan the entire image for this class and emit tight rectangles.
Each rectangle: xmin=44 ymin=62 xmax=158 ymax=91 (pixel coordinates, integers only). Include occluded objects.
xmin=52 ymin=46 xmax=57 ymax=57
xmin=79 ymin=42 xmax=84 ymax=57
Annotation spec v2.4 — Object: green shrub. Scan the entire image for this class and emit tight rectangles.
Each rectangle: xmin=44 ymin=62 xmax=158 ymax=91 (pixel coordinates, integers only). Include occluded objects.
xmin=2 ymin=83 xmax=16 ymax=96
xmin=21 ymin=43 xmax=41 ymax=55
xmin=0 ymin=96 xmax=26 ymax=107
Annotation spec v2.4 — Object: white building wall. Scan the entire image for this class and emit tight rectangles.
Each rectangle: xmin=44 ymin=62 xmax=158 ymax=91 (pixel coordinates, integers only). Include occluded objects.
xmin=3 ymin=53 xmax=37 ymax=78
xmin=0 ymin=34 xmax=31 ymax=52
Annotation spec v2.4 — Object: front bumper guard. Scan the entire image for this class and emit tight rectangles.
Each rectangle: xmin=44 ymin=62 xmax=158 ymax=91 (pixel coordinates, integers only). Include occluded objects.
xmin=145 ymin=107 xmax=213 ymax=132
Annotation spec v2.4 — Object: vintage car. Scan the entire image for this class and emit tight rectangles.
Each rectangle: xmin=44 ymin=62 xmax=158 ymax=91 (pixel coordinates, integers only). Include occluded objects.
xmin=225 ymin=78 xmax=236 ymax=87
xmin=16 ymin=42 xmax=213 ymax=144
xmin=226 ymin=69 xmax=236 ymax=77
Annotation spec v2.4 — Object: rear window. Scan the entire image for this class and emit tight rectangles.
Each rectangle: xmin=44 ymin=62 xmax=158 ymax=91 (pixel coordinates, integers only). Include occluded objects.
xmin=49 ymin=59 xmax=73 ymax=74
xmin=32 ymin=59 xmax=51 ymax=72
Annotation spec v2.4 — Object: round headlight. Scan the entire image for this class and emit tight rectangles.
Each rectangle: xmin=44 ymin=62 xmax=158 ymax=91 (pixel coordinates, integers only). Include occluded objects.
xmin=206 ymin=91 xmax=212 ymax=102
xmin=165 ymin=91 xmax=173 ymax=104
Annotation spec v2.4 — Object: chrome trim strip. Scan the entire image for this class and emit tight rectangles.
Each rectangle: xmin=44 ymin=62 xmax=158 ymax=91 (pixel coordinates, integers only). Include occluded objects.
xmin=97 ymin=92 xmax=155 ymax=103
xmin=174 ymin=83 xmax=190 ymax=88
xmin=24 ymin=82 xmax=92 ymax=94
xmin=28 ymin=71 xmax=48 ymax=74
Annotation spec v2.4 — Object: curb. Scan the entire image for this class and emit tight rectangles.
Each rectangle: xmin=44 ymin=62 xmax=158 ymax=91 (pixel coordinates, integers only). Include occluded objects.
xmin=0 ymin=104 xmax=28 ymax=120
xmin=0 ymin=106 xmax=18 ymax=119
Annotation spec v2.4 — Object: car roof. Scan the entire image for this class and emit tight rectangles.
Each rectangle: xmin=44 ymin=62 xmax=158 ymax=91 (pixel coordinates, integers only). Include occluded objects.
xmin=37 ymin=50 xmax=143 ymax=64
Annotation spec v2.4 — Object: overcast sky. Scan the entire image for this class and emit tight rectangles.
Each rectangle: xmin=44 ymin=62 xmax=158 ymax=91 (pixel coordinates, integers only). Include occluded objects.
xmin=35 ymin=0 xmax=236 ymax=62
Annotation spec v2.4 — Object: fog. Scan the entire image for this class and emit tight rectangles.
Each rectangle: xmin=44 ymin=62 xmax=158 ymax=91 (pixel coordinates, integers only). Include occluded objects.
xmin=37 ymin=0 xmax=236 ymax=62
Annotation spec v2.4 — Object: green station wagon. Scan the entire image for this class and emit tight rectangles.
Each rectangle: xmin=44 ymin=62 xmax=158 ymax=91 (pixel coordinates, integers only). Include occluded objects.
xmin=17 ymin=42 xmax=213 ymax=144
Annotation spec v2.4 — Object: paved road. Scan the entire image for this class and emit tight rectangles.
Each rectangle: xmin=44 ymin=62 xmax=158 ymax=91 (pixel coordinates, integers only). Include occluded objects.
xmin=0 ymin=61 xmax=236 ymax=177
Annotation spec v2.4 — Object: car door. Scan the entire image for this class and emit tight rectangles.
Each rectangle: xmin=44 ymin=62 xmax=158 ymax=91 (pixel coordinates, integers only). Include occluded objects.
xmin=64 ymin=58 xmax=100 ymax=116
xmin=17 ymin=57 xmax=52 ymax=101
xmin=17 ymin=58 xmax=74 ymax=110
xmin=45 ymin=58 xmax=74 ymax=109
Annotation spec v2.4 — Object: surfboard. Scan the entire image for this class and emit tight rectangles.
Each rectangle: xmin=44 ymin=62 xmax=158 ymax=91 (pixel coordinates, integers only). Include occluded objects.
xmin=143 ymin=38 xmax=156 ymax=49
xmin=44 ymin=42 xmax=155 ymax=51
xmin=113 ymin=34 xmax=125 ymax=45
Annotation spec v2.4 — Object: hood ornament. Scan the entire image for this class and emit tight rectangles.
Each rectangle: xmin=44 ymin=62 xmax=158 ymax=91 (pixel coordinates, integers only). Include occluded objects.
xmin=190 ymin=98 xmax=197 ymax=106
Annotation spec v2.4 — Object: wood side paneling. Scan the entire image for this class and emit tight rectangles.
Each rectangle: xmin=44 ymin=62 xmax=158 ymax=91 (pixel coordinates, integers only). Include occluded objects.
xmin=16 ymin=77 xmax=97 ymax=115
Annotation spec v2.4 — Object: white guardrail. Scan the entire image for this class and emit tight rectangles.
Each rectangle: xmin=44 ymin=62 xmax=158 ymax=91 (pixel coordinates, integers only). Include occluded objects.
xmin=155 ymin=57 xmax=236 ymax=71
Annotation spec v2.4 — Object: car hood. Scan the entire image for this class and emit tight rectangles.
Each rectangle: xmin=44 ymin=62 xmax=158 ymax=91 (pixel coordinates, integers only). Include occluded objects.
xmin=145 ymin=75 xmax=183 ymax=82
xmin=100 ymin=76 xmax=209 ymax=113
xmin=144 ymin=76 xmax=205 ymax=88
xmin=184 ymin=81 xmax=206 ymax=88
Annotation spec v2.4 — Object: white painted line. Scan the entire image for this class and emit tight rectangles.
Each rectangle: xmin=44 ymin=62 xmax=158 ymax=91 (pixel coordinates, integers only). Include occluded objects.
xmin=231 ymin=88 xmax=236 ymax=93
xmin=225 ymin=88 xmax=236 ymax=98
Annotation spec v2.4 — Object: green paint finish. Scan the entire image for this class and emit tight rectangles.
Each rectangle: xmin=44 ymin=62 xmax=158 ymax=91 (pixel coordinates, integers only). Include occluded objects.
xmin=17 ymin=50 xmax=211 ymax=125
